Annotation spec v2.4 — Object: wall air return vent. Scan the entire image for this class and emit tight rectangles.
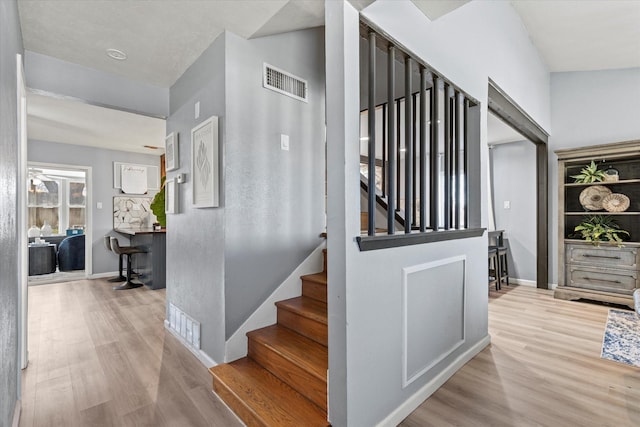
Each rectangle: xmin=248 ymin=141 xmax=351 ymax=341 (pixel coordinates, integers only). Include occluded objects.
xmin=263 ymin=63 xmax=308 ymax=103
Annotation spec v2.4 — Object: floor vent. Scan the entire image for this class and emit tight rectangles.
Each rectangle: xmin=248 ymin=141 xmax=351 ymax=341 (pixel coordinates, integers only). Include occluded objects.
xmin=168 ymin=302 xmax=201 ymax=350
xmin=263 ymin=63 xmax=308 ymax=102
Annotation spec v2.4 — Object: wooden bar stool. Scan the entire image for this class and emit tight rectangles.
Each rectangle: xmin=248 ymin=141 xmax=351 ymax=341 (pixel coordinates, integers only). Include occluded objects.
xmin=493 ymin=245 xmax=510 ymax=287
xmin=488 ymin=247 xmax=500 ymax=291
xmin=110 ymin=237 xmax=146 ymax=290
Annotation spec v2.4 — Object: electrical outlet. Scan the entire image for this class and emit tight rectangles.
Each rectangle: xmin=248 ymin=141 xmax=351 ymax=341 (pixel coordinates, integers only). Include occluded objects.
xmin=504 ymin=201 xmax=511 ymax=209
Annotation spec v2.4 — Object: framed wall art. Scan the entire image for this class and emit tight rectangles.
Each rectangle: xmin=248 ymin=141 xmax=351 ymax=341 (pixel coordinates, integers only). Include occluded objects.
xmin=191 ymin=116 xmax=219 ymax=208
xmin=165 ymin=132 xmax=179 ymax=171
xmin=165 ymin=178 xmax=178 ymax=214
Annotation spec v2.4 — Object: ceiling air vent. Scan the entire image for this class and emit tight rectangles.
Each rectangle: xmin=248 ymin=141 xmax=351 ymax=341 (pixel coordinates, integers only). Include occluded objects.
xmin=263 ymin=63 xmax=308 ymax=103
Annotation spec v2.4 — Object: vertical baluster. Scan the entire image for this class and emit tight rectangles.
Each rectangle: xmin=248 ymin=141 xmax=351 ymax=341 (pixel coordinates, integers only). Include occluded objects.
xmin=367 ymin=32 xmax=376 ymax=236
xmin=404 ymin=57 xmax=413 ymax=233
xmin=454 ymin=91 xmax=461 ymax=229
xmin=387 ymin=46 xmax=396 ymax=234
xmin=382 ymin=103 xmax=387 ymax=198
xmin=443 ymin=84 xmax=451 ymax=230
xmin=396 ymin=99 xmax=401 ymax=215
xmin=429 ymin=76 xmax=439 ymax=231
xmin=463 ymin=98 xmax=470 ymax=228
xmin=412 ymin=93 xmax=417 ymax=227
xmin=419 ymin=68 xmax=429 ymax=232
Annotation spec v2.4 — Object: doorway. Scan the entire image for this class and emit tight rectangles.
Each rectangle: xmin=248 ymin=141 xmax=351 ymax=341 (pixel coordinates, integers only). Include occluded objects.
xmin=488 ymin=80 xmax=549 ymax=289
xmin=488 ymin=112 xmax=538 ymax=286
xmin=27 ymin=163 xmax=92 ymax=285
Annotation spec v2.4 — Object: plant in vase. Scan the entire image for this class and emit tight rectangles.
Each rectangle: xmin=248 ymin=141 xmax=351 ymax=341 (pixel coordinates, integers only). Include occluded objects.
xmin=570 ymin=160 xmax=607 ymax=183
xmin=150 ymin=176 xmax=166 ymax=228
xmin=574 ymin=215 xmax=629 ymax=246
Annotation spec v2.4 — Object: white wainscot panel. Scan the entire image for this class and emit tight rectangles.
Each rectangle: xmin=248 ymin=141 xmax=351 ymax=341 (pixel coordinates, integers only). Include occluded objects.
xmin=402 ymin=255 xmax=466 ymax=387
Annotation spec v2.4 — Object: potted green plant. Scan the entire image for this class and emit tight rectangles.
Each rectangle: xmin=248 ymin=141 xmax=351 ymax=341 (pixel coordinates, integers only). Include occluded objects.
xmin=574 ymin=215 xmax=629 ymax=246
xmin=571 ymin=160 xmax=607 ymax=183
xmin=150 ymin=176 xmax=166 ymax=228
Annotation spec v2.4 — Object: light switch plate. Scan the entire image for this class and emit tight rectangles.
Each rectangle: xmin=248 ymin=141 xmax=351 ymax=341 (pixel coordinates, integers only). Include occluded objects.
xmin=503 ymin=201 xmax=511 ymax=209
xmin=280 ymin=134 xmax=290 ymax=151
xmin=195 ymin=101 xmax=200 ymax=119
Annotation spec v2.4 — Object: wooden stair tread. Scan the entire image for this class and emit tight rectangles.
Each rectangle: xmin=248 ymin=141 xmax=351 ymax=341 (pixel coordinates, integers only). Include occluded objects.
xmin=248 ymin=325 xmax=327 ymax=379
xmin=210 ymin=358 xmax=328 ymax=427
xmin=301 ymin=272 xmax=327 ymax=285
xmin=276 ymin=297 xmax=327 ymax=324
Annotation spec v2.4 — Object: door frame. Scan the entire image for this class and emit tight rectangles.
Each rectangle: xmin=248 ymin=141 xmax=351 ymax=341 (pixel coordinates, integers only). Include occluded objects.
xmin=18 ymin=54 xmax=28 ymax=372
xmin=487 ymin=79 xmax=549 ymax=289
xmin=27 ymin=161 xmax=94 ymax=278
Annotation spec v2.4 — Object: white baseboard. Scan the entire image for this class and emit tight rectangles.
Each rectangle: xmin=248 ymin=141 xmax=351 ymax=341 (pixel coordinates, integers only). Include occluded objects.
xmin=12 ymin=400 xmax=21 ymax=427
xmin=376 ymin=335 xmax=491 ymax=427
xmin=509 ymin=278 xmax=536 ymax=287
xmin=509 ymin=278 xmax=558 ymax=290
xmin=224 ymin=242 xmax=326 ymax=362
xmin=89 ymin=271 xmax=120 ymax=279
xmin=164 ymin=320 xmax=217 ymax=368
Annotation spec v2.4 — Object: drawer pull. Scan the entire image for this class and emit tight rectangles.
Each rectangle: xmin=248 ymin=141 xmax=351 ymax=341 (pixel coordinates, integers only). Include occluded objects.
xmin=581 ymin=254 xmax=621 ymax=260
xmin=582 ymin=277 xmax=621 ymax=284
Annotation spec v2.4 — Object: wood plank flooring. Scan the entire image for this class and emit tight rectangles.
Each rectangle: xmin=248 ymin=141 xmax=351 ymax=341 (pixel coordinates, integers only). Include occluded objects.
xmin=21 ymin=280 xmax=640 ymax=426
xmin=19 ymin=278 xmax=242 ymax=427
xmin=401 ymin=285 xmax=640 ymax=427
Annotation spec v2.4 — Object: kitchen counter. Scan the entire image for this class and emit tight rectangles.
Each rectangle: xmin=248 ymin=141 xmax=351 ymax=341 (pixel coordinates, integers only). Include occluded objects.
xmin=114 ymin=228 xmax=166 ymax=289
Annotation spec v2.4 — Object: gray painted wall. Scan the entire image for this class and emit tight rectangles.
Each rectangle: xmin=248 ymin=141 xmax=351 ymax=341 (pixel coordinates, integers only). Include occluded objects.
xmin=0 ymin=0 xmax=23 ymax=424
xmin=223 ymin=28 xmax=325 ymax=338
xmin=326 ymin=0 xmax=551 ymax=424
xmin=166 ymin=33 xmax=227 ymax=362
xmin=491 ymin=141 xmax=537 ymax=282
xmin=25 ymin=51 xmax=169 ymax=118
xmin=166 ymin=27 xmax=326 ymax=361
xmin=549 ymin=68 xmax=640 ymax=284
xmin=28 ymin=140 xmax=161 ymax=275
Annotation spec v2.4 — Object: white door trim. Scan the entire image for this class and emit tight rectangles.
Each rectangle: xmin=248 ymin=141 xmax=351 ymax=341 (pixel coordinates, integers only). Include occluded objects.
xmin=28 ymin=161 xmax=93 ymax=277
xmin=17 ymin=54 xmax=28 ymax=373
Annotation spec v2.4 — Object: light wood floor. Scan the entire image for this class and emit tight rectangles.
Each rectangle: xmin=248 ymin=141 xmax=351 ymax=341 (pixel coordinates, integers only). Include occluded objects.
xmin=19 ymin=279 xmax=242 ymax=427
xmin=20 ymin=280 xmax=640 ymax=426
xmin=401 ymin=285 xmax=640 ymax=427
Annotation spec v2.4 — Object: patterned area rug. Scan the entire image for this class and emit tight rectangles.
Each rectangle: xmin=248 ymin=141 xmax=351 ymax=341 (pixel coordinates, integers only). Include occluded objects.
xmin=601 ymin=309 xmax=640 ymax=367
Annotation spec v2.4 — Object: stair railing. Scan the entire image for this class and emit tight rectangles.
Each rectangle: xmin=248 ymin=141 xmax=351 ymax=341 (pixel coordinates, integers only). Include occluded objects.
xmin=357 ymin=21 xmax=483 ymax=250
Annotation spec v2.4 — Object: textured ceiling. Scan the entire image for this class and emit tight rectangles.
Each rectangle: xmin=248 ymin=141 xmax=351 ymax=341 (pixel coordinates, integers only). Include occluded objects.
xmin=27 ymin=92 xmax=166 ymax=155
xmin=18 ymin=0 xmax=289 ymax=87
xmin=511 ymin=0 xmax=640 ymax=72
xmin=17 ymin=0 xmax=640 ymax=154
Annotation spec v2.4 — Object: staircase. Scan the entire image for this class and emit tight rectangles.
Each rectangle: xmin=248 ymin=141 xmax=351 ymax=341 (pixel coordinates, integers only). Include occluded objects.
xmin=209 ymin=249 xmax=329 ymax=427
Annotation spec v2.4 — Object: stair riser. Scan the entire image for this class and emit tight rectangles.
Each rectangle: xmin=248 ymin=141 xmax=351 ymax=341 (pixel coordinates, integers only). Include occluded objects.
xmin=302 ymin=280 xmax=327 ymax=303
xmin=248 ymin=339 xmax=327 ymax=410
xmin=211 ymin=377 xmax=267 ymax=427
xmin=277 ymin=309 xmax=328 ymax=346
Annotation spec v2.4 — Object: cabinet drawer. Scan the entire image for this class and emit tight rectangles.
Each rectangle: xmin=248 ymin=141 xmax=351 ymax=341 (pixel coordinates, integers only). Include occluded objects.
xmin=566 ymin=244 xmax=638 ymax=269
xmin=567 ymin=266 xmax=638 ymax=295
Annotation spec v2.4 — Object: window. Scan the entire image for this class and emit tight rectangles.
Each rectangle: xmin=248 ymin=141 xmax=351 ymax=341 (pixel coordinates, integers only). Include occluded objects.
xmin=28 ymin=178 xmax=60 ymax=234
xmin=27 ymin=167 xmax=86 ymax=236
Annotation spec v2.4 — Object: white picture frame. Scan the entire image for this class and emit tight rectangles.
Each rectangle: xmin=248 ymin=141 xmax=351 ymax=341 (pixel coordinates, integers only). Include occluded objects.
xmin=165 ymin=178 xmax=178 ymax=214
xmin=165 ymin=132 xmax=179 ymax=171
xmin=191 ymin=116 xmax=219 ymax=208
xmin=113 ymin=162 xmax=160 ymax=190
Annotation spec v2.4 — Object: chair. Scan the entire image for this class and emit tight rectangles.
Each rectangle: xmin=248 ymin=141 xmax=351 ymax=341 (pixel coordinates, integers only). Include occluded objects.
xmin=488 ymin=230 xmax=510 ymax=288
xmin=57 ymin=235 xmax=85 ymax=271
xmin=110 ymin=237 xmax=146 ymax=290
xmin=495 ymin=246 xmax=510 ymax=287
xmin=488 ymin=247 xmax=499 ymax=291
xmin=104 ymin=235 xmax=127 ymax=282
